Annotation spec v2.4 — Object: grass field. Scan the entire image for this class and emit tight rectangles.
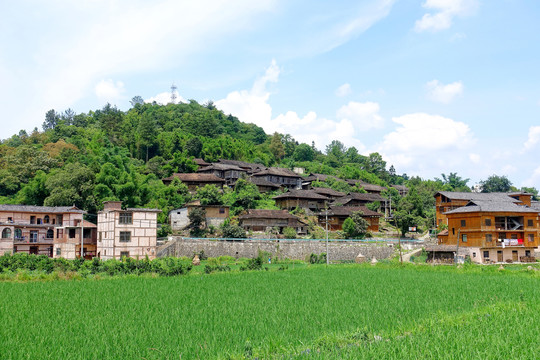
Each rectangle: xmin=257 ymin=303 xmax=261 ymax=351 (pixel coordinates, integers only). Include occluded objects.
xmin=1 ymin=263 xmax=539 ymax=359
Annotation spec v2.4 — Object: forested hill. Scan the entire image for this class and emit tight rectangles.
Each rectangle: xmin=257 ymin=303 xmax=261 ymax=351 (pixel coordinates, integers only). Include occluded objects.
xmin=0 ymin=99 xmax=532 ymax=228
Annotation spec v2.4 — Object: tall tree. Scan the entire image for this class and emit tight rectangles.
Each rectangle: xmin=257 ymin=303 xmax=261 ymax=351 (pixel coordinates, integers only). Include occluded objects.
xmin=480 ymin=175 xmax=512 ymax=193
xmin=269 ymin=132 xmax=285 ymax=160
xmin=437 ymin=172 xmax=470 ymax=192
xmin=42 ymin=109 xmax=59 ymax=131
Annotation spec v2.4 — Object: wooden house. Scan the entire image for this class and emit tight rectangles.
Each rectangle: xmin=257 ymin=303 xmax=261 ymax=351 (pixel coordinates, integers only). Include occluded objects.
xmin=347 ymin=180 xmax=386 ymax=194
xmin=311 ymin=187 xmax=346 ymax=201
xmin=238 ymin=209 xmax=307 ymax=234
xmin=318 ymin=206 xmax=381 ymax=232
xmin=251 ymin=167 xmax=303 ymax=189
xmin=97 ymin=201 xmax=161 ymax=260
xmin=162 ymin=173 xmax=225 ymax=192
xmin=273 ymin=190 xmax=330 ymax=211
xmin=0 ymin=204 xmax=97 ymax=259
xmin=332 ymin=192 xmax=385 ymax=207
xmin=197 ymin=163 xmax=247 ymax=185
xmin=435 ymin=193 xmax=539 ymax=264
xmin=217 ymin=159 xmax=265 ymax=175
xmin=248 ymin=177 xmax=281 ymax=193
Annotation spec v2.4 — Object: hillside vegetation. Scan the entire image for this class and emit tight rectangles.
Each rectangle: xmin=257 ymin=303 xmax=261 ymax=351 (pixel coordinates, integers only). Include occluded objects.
xmin=0 ymin=100 xmax=535 ymax=232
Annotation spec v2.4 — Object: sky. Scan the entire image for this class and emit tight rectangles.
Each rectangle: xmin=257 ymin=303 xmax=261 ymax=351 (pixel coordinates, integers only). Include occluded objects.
xmin=1 ymin=0 xmax=540 ymax=188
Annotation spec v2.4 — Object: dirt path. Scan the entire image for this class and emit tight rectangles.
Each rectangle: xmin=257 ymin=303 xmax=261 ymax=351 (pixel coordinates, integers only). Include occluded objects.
xmin=402 ymin=248 xmax=423 ymax=263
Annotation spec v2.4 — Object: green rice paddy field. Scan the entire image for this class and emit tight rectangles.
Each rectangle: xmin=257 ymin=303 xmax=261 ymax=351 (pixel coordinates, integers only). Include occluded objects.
xmin=1 ymin=264 xmax=539 ymax=359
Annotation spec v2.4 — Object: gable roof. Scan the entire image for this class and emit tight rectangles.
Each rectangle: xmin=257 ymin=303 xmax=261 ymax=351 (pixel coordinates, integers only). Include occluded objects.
xmin=273 ymin=189 xmax=329 ymax=200
xmin=163 ymin=173 xmax=225 ymax=183
xmin=304 ymin=173 xmax=338 ymax=182
xmin=217 ymin=159 xmax=265 ymax=172
xmin=324 ymin=206 xmax=381 ymax=217
xmin=347 ymin=180 xmax=386 ymax=192
xmin=248 ymin=177 xmax=281 ymax=188
xmin=435 ymin=191 xmax=521 ymax=203
xmin=312 ymin=187 xmax=346 ymax=198
xmin=444 ymin=200 xmax=539 ymax=214
xmin=333 ymin=192 xmax=385 ymax=205
xmin=253 ymin=167 xmax=302 ymax=178
xmin=238 ymin=209 xmax=302 ymax=220
xmin=197 ymin=163 xmax=245 ymax=172
xmin=0 ymin=204 xmax=84 ymax=214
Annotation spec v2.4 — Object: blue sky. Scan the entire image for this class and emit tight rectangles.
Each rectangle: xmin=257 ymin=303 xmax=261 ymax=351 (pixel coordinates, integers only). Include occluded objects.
xmin=1 ymin=0 xmax=540 ymax=188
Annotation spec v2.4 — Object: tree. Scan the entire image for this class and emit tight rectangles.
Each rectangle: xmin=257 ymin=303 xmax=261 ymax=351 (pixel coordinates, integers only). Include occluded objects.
xmin=42 ymin=109 xmax=59 ymax=131
xmin=222 ymin=224 xmax=247 ymax=238
xmin=480 ymin=175 xmax=512 ymax=193
xmin=393 ymin=211 xmax=420 ymax=237
xmin=196 ymin=185 xmax=223 ymax=206
xmin=342 ymin=211 xmax=369 ymax=239
xmin=137 ymin=111 xmax=158 ymax=162
xmin=436 ymin=172 xmax=470 ymax=192
xmin=269 ymin=132 xmax=285 ymax=160
xmin=44 ymin=163 xmax=96 ymax=211
xmin=130 ymin=96 xmax=144 ymax=107
xmin=325 ymin=140 xmax=347 ymax=161
xmin=188 ymin=207 xmax=206 ymax=237
xmin=292 ymin=143 xmax=314 ymax=162
xmin=185 ymin=137 xmax=203 ymax=158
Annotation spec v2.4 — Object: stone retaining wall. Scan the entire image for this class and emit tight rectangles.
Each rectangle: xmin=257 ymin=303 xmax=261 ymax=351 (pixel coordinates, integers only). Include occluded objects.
xmin=158 ymin=237 xmax=395 ymax=261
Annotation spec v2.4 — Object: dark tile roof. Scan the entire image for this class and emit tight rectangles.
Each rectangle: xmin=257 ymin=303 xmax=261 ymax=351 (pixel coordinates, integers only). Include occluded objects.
xmin=347 ymin=180 xmax=386 ymax=192
xmin=444 ymin=200 xmax=539 ymax=214
xmin=239 ymin=209 xmax=300 ymax=220
xmin=312 ymin=187 xmax=346 ymax=197
xmin=197 ymin=163 xmax=244 ymax=172
xmin=391 ymin=184 xmax=408 ymax=191
xmin=218 ymin=159 xmax=265 ymax=172
xmin=435 ymin=191 xmax=520 ymax=203
xmin=304 ymin=173 xmax=337 ymax=182
xmin=324 ymin=206 xmax=381 ymax=217
xmin=163 ymin=173 xmax=225 ymax=183
xmin=194 ymin=158 xmax=211 ymax=167
xmin=0 ymin=204 xmax=84 ymax=214
xmin=273 ymin=189 xmax=329 ymax=200
xmin=253 ymin=167 xmax=302 ymax=178
xmin=333 ymin=193 xmax=385 ymax=205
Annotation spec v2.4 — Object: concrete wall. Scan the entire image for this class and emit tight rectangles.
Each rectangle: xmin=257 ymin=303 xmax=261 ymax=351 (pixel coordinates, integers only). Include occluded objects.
xmin=158 ymin=237 xmax=395 ymax=261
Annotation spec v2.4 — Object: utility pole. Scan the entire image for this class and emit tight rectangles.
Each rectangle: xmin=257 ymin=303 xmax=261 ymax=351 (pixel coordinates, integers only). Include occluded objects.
xmin=80 ymin=217 xmax=84 ymax=260
xmin=325 ymin=206 xmax=329 ymax=265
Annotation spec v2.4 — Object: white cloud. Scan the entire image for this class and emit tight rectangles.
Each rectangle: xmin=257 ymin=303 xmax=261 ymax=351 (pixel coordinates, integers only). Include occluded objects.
xmin=216 ymin=60 xmax=367 ymax=151
xmin=426 ymin=80 xmax=463 ymax=104
xmin=335 ymin=83 xmax=352 ymax=97
xmin=469 ymin=153 xmax=480 ymax=164
xmin=145 ymin=90 xmax=186 ymax=105
xmin=376 ymin=113 xmax=475 ymax=175
xmin=415 ymin=0 xmax=479 ymax=32
xmin=95 ymin=79 xmax=125 ymax=103
xmin=522 ymin=166 xmax=540 ymax=187
xmin=336 ymin=101 xmax=384 ymax=130
xmin=523 ymin=126 xmax=540 ymax=151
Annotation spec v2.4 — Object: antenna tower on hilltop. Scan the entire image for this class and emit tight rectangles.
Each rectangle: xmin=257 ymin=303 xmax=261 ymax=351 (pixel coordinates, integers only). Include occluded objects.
xmin=170 ymin=83 xmax=177 ymax=104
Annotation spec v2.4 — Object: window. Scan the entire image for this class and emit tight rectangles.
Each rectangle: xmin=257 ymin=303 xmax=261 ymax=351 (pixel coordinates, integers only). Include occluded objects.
xmin=527 ymin=219 xmax=534 ymax=227
xmin=119 ymin=212 xmax=133 ymax=225
xmin=526 ymin=250 xmax=531 ymax=257
xmin=460 ymin=220 xmax=466 ymax=227
xmin=30 ymin=231 xmax=38 ymax=243
xmin=119 ymin=231 xmax=131 ymax=242
xmin=14 ymin=229 xmax=22 ymax=239
xmin=69 ymin=229 xmax=76 ymax=238
xmin=219 ymin=208 xmax=225 ymax=214
xmin=56 ymin=247 xmax=61 ymax=256
xmin=485 ymin=234 xmax=492 ymax=242
xmin=461 ymin=234 xmax=467 ymax=242
xmin=452 ymin=228 xmax=455 ymax=235
xmin=473 ymin=252 xmax=476 ymax=257
xmin=483 ymin=251 xmax=489 ymax=259
xmin=30 ymin=216 xmax=36 ymax=224
xmin=99 ymin=232 xmax=102 ymax=242
xmin=7 ymin=217 xmax=12 ymax=223
xmin=37 ymin=218 xmax=42 ymax=225
xmin=120 ymin=251 xmax=130 ymax=258
xmin=485 ymin=218 xmax=491 ymax=226
xmin=528 ymin=234 xmax=535 ymax=242
xmin=46 ymin=229 xmax=54 ymax=239
xmin=44 ymin=215 xmax=50 ymax=224
xmin=511 ymin=234 xmax=518 ymax=240
xmin=1 ymin=228 xmax=11 ymax=238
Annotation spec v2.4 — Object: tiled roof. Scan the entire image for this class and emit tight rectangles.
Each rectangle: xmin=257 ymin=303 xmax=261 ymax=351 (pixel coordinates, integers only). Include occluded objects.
xmin=333 ymin=193 xmax=385 ymax=205
xmin=312 ymin=187 xmax=346 ymax=197
xmin=194 ymin=158 xmax=211 ymax=167
xmin=324 ymin=206 xmax=381 ymax=217
xmin=239 ymin=209 xmax=300 ymax=220
xmin=0 ymin=204 xmax=84 ymax=214
xmin=218 ymin=159 xmax=265 ymax=172
xmin=391 ymin=185 xmax=408 ymax=191
xmin=197 ymin=163 xmax=245 ymax=172
xmin=444 ymin=200 xmax=539 ymax=214
xmin=304 ymin=173 xmax=337 ymax=182
xmin=163 ymin=173 xmax=225 ymax=183
xmin=273 ymin=189 xmax=329 ymax=200
xmin=253 ymin=167 xmax=302 ymax=178
xmin=435 ymin=191 xmax=520 ymax=203
xmin=347 ymin=180 xmax=386 ymax=192
xmin=249 ymin=177 xmax=281 ymax=188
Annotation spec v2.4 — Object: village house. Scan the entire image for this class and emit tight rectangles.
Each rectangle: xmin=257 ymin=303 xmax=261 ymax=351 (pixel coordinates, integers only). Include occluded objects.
xmin=197 ymin=163 xmax=247 ymax=185
xmin=332 ymin=192 xmax=385 ymax=208
xmin=318 ymin=206 xmax=382 ymax=232
xmin=248 ymin=177 xmax=281 ymax=193
xmin=311 ymin=187 xmax=346 ymax=201
xmin=217 ymin=159 xmax=266 ymax=175
xmin=238 ymin=209 xmax=307 ymax=234
xmin=97 ymin=201 xmax=161 ymax=260
xmin=169 ymin=200 xmax=230 ymax=231
xmin=162 ymin=173 xmax=225 ymax=192
xmin=391 ymin=184 xmax=409 ymax=197
xmin=434 ymin=192 xmax=539 ymax=264
xmin=0 ymin=204 xmax=97 ymax=259
xmin=251 ymin=167 xmax=303 ymax=189
xmin=273 ymin=189 xmax=330 ymax=211
xmin=347 ymin=180 xmax=386 ymax=194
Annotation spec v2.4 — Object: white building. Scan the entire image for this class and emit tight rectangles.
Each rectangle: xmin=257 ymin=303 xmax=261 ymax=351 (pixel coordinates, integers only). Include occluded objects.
xmin=97 ymin=201 xmax=161 ymax=260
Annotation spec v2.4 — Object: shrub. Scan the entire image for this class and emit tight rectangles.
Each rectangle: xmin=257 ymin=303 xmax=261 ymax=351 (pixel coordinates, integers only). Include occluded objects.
xmin=283 ymin=227 xmax=297 ymax=239
xmin=222 ymin=224 xmax=247 ymax=239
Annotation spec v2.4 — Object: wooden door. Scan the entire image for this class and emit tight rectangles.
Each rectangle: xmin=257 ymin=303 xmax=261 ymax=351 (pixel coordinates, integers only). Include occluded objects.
xmin=497 ymin=251 xmax=503 ymax=262
xmin=512 ymin=251 xmax=518 ymax=262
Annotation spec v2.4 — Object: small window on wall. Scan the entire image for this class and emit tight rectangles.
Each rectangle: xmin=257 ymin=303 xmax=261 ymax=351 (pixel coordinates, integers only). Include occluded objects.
xmin=460 ymin=220 xmax=466 ymax=227
xmin=2 ymin=228 xmax=11 ymax=238
xmin=119 ymin=212 xmax=133 ymax=225
xmin=69 ymin=229 xmax=76 ymax=238
xmin=219 ymin=208 xmax=225 ymax=214
xmin=119 ymin=231 xmax=131 ymax=242
xmin=483 ymin=251 xmax=489 ymax=259
xmin=461 ymin=234 xmax=467 ymax=242
xmin=527 ymin=219 xmax=534 ymax=227
xmin=452 ymin=228 xmax=455 ymax=235
xmin=485 ymin=219 xmax=491 ymax=226
xmin=56 ymin=248 xmax=61 ymax=256
xmin=485 ymin=234 xmax=492 ymax=242
xmin=120 ymin=251 xmax=129 ymax=258
xmin=528 ymin=234 xmax=535 ymax=242
xmin=44 ymin=215 xmax=50 ymax=224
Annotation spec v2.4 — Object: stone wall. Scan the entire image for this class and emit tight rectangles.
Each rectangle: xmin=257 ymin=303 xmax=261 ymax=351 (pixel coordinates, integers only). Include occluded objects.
xmin=158 ymin=237 xmax=395 ymax=261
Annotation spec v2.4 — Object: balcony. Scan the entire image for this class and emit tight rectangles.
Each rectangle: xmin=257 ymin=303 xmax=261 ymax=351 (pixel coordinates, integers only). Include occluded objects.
xmin=14 ymin=236 xmax=54 ymax=245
